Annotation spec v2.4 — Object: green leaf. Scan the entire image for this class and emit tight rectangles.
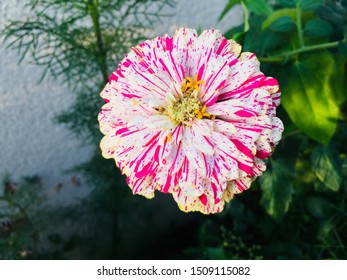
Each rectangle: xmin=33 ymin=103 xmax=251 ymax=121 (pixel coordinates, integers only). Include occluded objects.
xmin=278 ymin=0 xmax=323 ymax=10
xmin=299 ymin=0 xmax=324 ymax=11
xmin=262 ymin=8 xmax=297 ymax=30
xmin=218 ymin=0 xmax=241 ymax=22
xmin=245 ymin=0 xmax=272 ymax=16
xmin=232 ymin=31 xmax=248 ymax=45
xmin=306 ymin=197 xmax=331 ymax=218
xmin=304 ymin=19 xmax=333 ymax=38
xmin=219 ymin=0 xmax=271 ymax=21
xmin=311 ymin=145 xmax=342 ymax=191
xmin=260 ymin=160 xmax=294 ymax=221
xmin=330 ymin=55 xmax=347 ymax=106
xmin=245 ymin=30 xmax=283 ymax=57
xmin=277 ymin=0 xmax=296 ymax=8
xmin=281 ymin=52 xmax=340 ymax=143
xmin=262 ymin=8 xmax=315 ymax=30
xmin=270 ymin=16 xmax=296 ymax=32
xmin=223 ymin=24 xmax=244 ymax=40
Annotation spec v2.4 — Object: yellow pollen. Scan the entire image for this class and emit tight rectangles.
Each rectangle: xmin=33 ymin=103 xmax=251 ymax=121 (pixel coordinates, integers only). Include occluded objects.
xmin=181 ymin=74 xmax=204 ymax=94
xmin=163 ymin=75 xmax=215 ymax=126
xmin=167 ymin=133 xmax=172 ymax=142
xmin=194 ymin=104 xmax=212 ymax=119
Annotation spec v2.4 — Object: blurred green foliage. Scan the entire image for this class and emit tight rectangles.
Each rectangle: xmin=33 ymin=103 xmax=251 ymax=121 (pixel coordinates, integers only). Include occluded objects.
xmin=192 ymin=0 xmax=347 ymax=260
xmin=1 ymin=0 xmax=347 ymax=259
xmin=0 ymin=175 xmax=41 ymax=259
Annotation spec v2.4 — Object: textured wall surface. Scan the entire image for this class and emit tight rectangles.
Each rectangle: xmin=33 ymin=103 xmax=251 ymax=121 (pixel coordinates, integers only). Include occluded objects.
xmin=159 ymin=0 xmax=243 ymax=35
xmin=0 ymin=1 xmax=95 ymax=202
xmin=0 ymin=0 xmax=242 ymax=192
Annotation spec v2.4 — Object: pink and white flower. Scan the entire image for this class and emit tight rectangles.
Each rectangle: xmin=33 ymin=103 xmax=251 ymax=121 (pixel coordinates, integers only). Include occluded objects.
xmin=98 ymin=28 xmax=283 ymax=214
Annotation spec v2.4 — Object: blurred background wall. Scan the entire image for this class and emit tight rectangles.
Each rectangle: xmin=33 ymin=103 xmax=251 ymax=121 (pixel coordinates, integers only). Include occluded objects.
xmin=0 ymin=0 xmax=242 ymax=191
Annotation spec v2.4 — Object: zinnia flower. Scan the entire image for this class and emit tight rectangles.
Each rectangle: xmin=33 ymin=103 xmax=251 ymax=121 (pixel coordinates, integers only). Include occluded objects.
xmin=98 ymin=28 xmax=283 ymax=214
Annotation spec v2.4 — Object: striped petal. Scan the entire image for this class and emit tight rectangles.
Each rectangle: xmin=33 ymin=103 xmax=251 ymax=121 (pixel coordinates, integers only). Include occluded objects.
xmin=98 ymin=27 xmax=284 ymax=215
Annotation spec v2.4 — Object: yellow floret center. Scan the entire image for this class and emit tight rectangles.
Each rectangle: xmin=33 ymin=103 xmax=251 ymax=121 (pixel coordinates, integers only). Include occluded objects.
xmin=181 ymin=74 xmax=203 ymax=94
xmin=165 ymin=75 xmax=214 ymax=126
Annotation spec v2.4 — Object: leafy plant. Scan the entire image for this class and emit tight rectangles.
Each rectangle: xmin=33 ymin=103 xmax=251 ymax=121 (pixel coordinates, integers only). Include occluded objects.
xmin=187 ymin=0 xmax=347 ymax=260
xmin=1 ymin=0 xmax=177 ymax=259
xmin=2 ymin=0 xmax=174 ymax=141
xmin=0 ymin=175 xmax=40 ymax=259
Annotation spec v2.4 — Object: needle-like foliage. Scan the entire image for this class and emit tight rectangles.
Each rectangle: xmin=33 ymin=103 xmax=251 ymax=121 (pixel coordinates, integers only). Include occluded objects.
xmin=2 ymin=0 xmax=174 ymax=141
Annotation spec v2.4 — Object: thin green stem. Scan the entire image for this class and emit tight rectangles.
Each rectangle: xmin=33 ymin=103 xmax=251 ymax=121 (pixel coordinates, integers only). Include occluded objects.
xmin=87 ymin=0 xmax=108 ymax=84
xmin=241 ymin=1 xmax=250 ymax=32
xmin=296 ymin=4 xmax=305 ymax=48
xmin=286 ymin=41 xmax=339 ymax=56
xmin=258 ymin=56 xmax=286 ymax=63
xmin=258 ymin=41 xmax=340 ymax=63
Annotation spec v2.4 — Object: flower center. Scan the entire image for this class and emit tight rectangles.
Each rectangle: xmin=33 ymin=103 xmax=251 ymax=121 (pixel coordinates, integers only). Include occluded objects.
xmin=165 ymin=75 xmax=213 ymax=126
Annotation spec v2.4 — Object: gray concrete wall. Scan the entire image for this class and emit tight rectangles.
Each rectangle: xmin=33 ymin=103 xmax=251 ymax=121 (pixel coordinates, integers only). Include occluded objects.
xmin=0 ymin=0 xmax=242 ymax=191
